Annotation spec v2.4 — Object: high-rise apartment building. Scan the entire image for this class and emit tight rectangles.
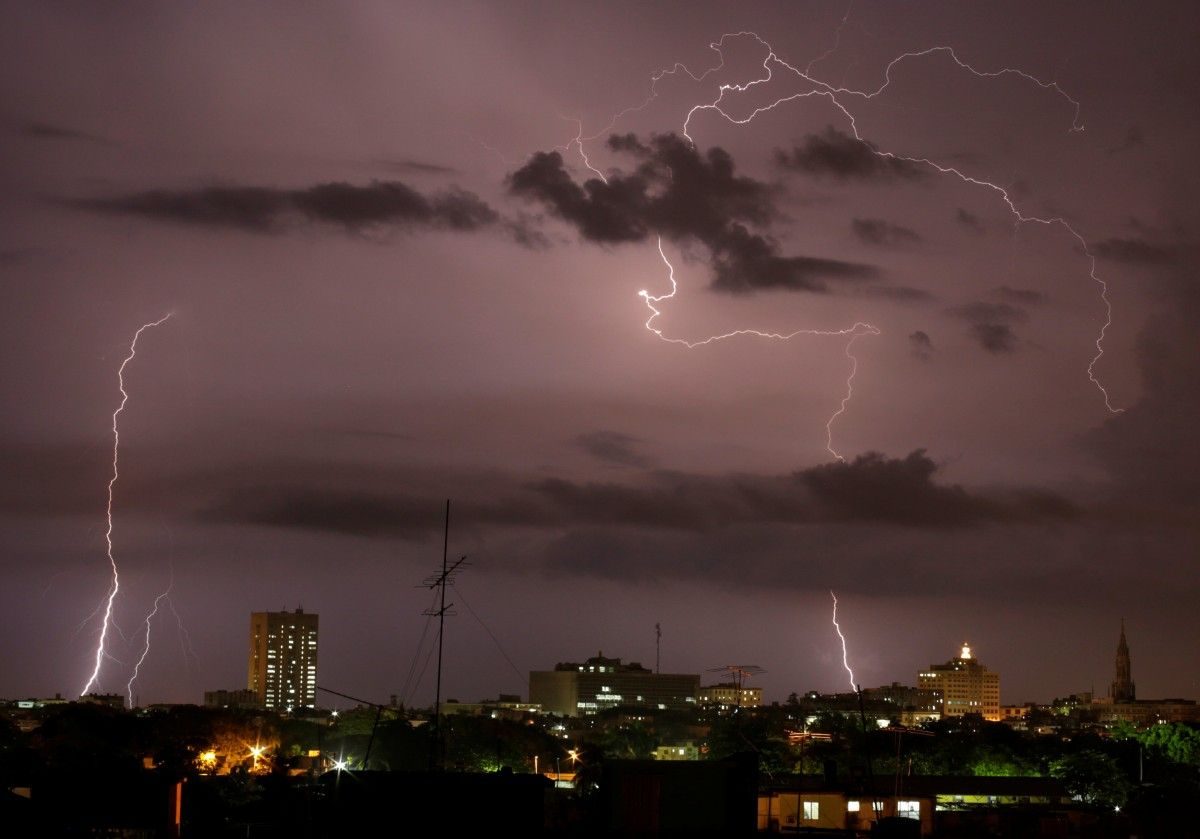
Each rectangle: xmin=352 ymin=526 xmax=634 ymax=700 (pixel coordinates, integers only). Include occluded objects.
xmin=918 ymin=642 xmax=1000 ymax=722
xmin=247 ymin=608 xmax=318 ymax=711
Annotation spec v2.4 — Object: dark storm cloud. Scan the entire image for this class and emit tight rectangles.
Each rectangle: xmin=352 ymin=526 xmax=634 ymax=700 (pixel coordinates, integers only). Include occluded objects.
xmin=20 ymin=121 xmax=111 ymax=145
xmin=797 ymin=450 xmax=1074 ymax=526
xmin=507 ymin=133 xmax=878 ymax=293
xmin=858 ymin=285 xmax=935 ymax=303
xmin=1092 ymin=237 xmax=1177 ymax=266
xmin=774 ymin=127 xmax=928 ymax=182
xmin=993 ymin=286 xmax=1046 ymax=306
xmin=375 ymin=158 xmax=458 ymax=175
xmin=909 ymin=330 xmax=934 ymax=360
xmin=710 ymin=224 xmax=877 ymax=293
xmin=0 ymin=441 xmax=1072 ymax=541
xmin=73 ymin=180 xmax=509 ymax=237
xmin=955 ymin=208 xmax=985 ymax=233
xmin=212 ymin=489 xmax=444 ymax=539
xmin=573 ymin=430 xmax=655 ymax=468
xmin=850 ymin=217 xmax=922 ymax=247
xmin=193 ymin=449 xmax=1073 ymax=541
xmin=948 ymin=301 xmax=1028 ymax=353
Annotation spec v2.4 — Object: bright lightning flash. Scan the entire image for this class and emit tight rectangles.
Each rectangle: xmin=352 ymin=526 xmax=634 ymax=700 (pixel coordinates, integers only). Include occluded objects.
xmin=569 ymin=28 xmax=1123 ymax=463
xmin=126 ymin=585 xmax=171 ymax=707
xmin=829 ymin=590 xmax=857 ymax=692
xmin=80 ymin=313 xmax=172 ymax=698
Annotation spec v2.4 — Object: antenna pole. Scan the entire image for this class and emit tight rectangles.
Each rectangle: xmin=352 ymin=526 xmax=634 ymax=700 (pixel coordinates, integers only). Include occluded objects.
xmin=655 ymin=623 xmax=661 ymax=674
xmin=432 ymin=499 xmax=450 ymax=771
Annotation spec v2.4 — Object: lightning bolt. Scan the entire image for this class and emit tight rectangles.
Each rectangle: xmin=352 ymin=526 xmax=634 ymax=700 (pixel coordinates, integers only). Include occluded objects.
xmin=829 ymin=590 xmax=857 ymax=692
xmin=804 ymin=0 xmax=856 ymax=78
xmin=642 ymin=237 xmax=878 ymax=460
xmin=80 ymin=313 xmax=172 ymax=697
xmin=126 ymin=585 xmax=171 ymax=708
xmin=567 ymin=28 xmax=1123 ymax=460
xmin=678 ymin=33 xmax=1117 ymax=412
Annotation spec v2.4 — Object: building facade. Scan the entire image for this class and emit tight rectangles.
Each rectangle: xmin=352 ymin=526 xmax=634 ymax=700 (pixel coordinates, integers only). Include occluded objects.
xmin=918 ymin=643 xmax=1000 ymax=721
xmin=698 ymin=683 xmax=763 ymax=710
xmin=247 ymin=608 xmax=318 ymax=711
xmin=204 ymin=688 xmax=260 ymax=709
xmin=529 ymin=653 xmax=699 ymax=716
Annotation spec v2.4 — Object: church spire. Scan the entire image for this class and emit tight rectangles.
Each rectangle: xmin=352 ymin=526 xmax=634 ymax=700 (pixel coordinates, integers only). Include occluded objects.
xmin=1111 ymin=619 xmax=1135 ymax=703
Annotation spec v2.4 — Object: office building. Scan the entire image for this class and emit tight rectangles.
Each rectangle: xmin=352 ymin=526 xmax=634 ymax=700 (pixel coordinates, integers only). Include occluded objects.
xmin=529 ymin=652 xmax=699 ymax=716
xmin=918 ymin=643 xmax=1000 ymax=721
xmin=248 ymin=608 xmax=318 ymax=711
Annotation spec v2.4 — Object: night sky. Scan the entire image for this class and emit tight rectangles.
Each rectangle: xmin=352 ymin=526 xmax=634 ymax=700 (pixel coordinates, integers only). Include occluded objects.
xmin=2 ymin=2 xmax=1197 ymax=709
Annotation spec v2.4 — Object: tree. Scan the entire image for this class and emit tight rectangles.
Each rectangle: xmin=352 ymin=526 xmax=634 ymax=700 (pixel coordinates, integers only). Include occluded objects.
xmin=1049 ymin=749 xmax=1131 ymax=808
xmin=1138 ymin=723 xmax=1200 ymax=767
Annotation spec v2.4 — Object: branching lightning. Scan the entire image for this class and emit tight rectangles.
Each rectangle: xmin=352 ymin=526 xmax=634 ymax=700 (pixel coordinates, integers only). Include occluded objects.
xmin=829 ymin=590 xmax=857 ymax=692
xmin=126 ymin=586 xmax=171 ymax=707
xmin=565 ymin=26 xmax=1123 ymax=461
xmin=642 ymin=237 xmax=878 ymax=460
xmin=80 ymin=313 xmax=172 ymax=697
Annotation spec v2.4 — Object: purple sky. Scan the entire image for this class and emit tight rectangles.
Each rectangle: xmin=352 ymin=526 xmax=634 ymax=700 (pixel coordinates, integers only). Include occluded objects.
xmin=1 ymin=1 xmax=1197 ymax=709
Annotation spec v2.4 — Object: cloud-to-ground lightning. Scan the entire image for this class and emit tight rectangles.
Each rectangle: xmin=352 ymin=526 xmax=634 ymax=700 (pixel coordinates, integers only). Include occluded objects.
xmin=126 ymin=585 xmax=171 ymax=707
xmin=566 ymin=27 xmax=1123 ymax=459
xmin=80 ymin=313 xmax=172 ymax=697
xmin=642 ymin=237 xmax=878 ymax=460
xmin=829 ymin=590 xmax=857 ymax=692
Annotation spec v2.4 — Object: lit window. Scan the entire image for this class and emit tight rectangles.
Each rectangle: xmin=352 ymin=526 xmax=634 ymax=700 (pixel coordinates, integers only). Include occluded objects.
xmin=802 ymin=801 xmax=819 ymax=820
xmin=847 ymin=801 xmax=860 ymax=813
xmin=897 ymin=800 xmax=920 ymax=819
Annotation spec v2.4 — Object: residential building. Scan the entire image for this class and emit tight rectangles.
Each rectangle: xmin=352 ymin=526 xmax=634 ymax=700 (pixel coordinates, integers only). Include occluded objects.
xmin=759 ymin=776 xmax=1074 ymax=837
xmin=203 ymin=688 xmax=260 ymax=709
xmin=653 ymin=741 xmax=701 ymax=761
xmin=863 ymin=682 xmax=943 ymax=725
xmin=247 ymin=608 xmax=318 ymax=711
xmin=529 ymin=652 xmax=699 ymax=716
xmin=918 ymin=643 xmax=1000 ymax=721
xmin=698 ymin=682 xmax=763 ymax=710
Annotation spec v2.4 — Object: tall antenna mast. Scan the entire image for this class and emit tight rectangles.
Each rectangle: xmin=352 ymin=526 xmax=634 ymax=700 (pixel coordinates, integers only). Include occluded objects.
xmin=422 ymin=499 xmax=467 ymax=771
xmin=655 ymin=622 xmax=661 ymax=674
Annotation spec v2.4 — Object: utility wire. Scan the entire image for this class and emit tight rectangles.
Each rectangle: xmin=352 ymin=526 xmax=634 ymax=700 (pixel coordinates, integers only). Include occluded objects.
xmin=450 ymin=582 xmax=525 ymax=688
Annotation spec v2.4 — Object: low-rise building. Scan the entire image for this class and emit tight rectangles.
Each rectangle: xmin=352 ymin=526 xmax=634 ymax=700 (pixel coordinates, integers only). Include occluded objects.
xmin=698 ymin=682 xmax=762 ymax=710
xmin=653 ymin=741 xmax=701 ymax=761
xmin=204 ymin=688 xmax=260 ymax=709
xmin=529 ymin=653 xmax=699 ymax=717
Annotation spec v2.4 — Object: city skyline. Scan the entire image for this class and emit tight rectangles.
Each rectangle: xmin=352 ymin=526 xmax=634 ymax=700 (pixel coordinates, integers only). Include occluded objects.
xmin=1 ymin=2 xmax=1197 ymax=708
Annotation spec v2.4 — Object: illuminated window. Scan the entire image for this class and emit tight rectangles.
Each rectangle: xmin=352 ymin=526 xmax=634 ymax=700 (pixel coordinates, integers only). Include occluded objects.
xmin=847 ymin=800 xmax=860 ymax=813
xmin=898 ymin=800 xmax=920 ymax=819
xmin=802 ymin=801 xmax=819 ymax=820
